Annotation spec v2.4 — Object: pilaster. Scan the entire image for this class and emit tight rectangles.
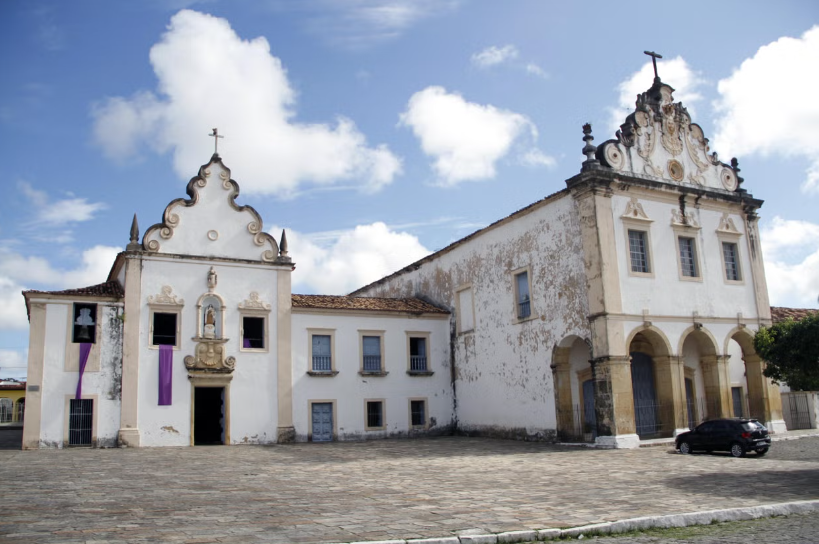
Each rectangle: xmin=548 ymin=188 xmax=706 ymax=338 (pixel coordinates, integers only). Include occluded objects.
xmin=22 ymin=302 xmax=46 ymax=450
xmin=551 ymin=347 xmax=574 ymax=438
xmin=654 ymin=355 xmax=687 ymax=436
xmin=276 ymin=269 xmax=295 ymax=443
xmin=700 ymin=355 xmax=732 ymax=419
xmin=592 ymin=356 xmax=637 ymax=447
xmin=744 ymin=353 xmax=785 ymax=431
xmin=118 ymin=254 xmax=142 ymax=447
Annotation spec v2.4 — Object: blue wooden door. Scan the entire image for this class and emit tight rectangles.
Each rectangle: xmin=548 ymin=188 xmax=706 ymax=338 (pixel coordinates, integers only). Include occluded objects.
xmin=582 ymin=379 xmax=597 ymax=439
xmin=630 ymin=352 xmax=659 ymax=438
xmin=311 ymin=402 xmax=333 ymax=442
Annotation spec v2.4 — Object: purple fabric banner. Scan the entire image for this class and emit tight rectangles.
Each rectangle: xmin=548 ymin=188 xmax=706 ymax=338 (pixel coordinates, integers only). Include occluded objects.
xmin=76 ymin=343 xmax=92 ymax=400
xmin=158 ymin=344 xmax=173 ymax=406
xmin=243 ymin=338 xmax=251 ymax=348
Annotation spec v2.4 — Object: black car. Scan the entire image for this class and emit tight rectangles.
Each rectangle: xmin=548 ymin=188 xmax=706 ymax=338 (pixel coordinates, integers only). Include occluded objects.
xmin=675 ymin=418 xmax=771 ymax=457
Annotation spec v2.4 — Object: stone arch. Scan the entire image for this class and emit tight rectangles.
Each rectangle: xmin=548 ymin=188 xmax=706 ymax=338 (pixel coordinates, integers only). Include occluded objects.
xmin=678 ymin=326 xmax=721 ymax=426
xmin=625 ymin=325 xmax=673 ymax=358
xmin=552 ymin=335 xmax=593 ymax=442
xmin=626 ymin=325 xmax=678 ymax=438
xmin=677 ymin=326 xmax=719 ymax=357
xmin=724 ymin=326 xmax=783 ymax=430
xmin=723 ymin=326 xmax=756 ymax=357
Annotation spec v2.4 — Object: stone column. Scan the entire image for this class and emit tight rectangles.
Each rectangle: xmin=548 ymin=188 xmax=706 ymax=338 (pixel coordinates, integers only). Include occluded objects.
xmin=593 ymin=356 xmax=639 ymax=448
xmin=744 ymin=353 xmax=786 ymax=432
xmin=118 ymin=254 xmax=142 ymax=447
xmin=653 ymin=356 xmax=687 ymax=436
xmin=700 ymin=355 xmax=732 ymax=419
xmin=551 ymin=347 xmax=574 ymax=439
xmin=276 ymin=269 xmax=295 ymax=443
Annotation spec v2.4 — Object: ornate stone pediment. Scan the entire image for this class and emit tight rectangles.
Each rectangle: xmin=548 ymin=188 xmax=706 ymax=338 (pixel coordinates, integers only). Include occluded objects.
xmin=142 ymin=154 xmax=292 ymax=264
xmin=671 ymin=209 xmax=700 ymax=228
xmin=596 ymin=77 xmax=742 ymax=193
xmin=147 ymin=286 xmax=184 ymax=306
xmin=238 ymin=291 xmax=271 ymax=311
xmin=621 ymin=197 xmax=652 ymax=222
xmin=717 ymin=213 xmax=742 ymax=236
xmin=184 ymin=338 xmax=235 ymax=374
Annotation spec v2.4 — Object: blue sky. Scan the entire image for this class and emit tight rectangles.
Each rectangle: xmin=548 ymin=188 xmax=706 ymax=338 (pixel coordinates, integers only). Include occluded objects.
xmin=1 ymin=1 xmax=818 ymax=378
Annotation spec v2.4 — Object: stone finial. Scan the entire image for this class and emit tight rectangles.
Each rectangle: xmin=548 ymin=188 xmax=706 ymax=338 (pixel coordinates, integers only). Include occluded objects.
xmin=730 ymin=157 xmax=745 ymax=193
xmin=279 ymin=229 xmax=289 ymax=257
xmin=126 ymin=213 xmax=141 ymax=251
xmin=581 ymin=123 xmax=599 ymax=171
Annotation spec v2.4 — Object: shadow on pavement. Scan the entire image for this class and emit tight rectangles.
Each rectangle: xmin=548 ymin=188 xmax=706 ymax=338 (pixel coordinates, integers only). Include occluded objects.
xmin=0 ymin=427 xmax=22 ymax=450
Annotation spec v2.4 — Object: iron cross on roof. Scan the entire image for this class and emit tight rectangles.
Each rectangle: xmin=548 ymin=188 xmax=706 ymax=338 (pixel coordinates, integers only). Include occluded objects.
xmin=644 ymin=50 xmax=663 ymax=80
xmin=209 ymin=128 xmax=224 ymax=154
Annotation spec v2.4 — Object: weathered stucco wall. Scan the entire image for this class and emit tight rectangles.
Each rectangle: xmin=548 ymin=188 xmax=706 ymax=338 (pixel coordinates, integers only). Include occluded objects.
xmin=291 ymin=311 xmax=453 ymax=441
xmin=137 ymin=257 xmax=280 ymax=446
xmin=355 ymin=194 xmax=591 ymax=439
xmin=39 ymin=302 xmax=122 ymax=448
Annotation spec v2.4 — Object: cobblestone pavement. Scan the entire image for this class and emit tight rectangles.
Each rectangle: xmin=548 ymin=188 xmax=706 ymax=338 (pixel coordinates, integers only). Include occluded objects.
xmin=599 ymin=512 xmax=819 ymax=543
xmin=1 ymin=436 xmax=817 ymax=544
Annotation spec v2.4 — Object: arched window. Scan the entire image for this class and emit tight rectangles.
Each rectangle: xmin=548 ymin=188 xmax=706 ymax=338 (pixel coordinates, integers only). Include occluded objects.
xmin=15 ymin=398 xmax=25 ymax=422
xmin=0 ymin=398 xmax=13 ymax=423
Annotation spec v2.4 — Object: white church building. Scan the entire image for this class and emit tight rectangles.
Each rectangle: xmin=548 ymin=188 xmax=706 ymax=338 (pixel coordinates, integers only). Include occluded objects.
xmin=21 ymin=73 xmax=785 ymax=449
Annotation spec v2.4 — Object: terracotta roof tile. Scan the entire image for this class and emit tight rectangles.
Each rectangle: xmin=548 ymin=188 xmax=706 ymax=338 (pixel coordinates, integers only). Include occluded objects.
xmin=292 ymin=294 xmax=449 ymax=315
xmin=770 ymin=306 xmax=818 ymax=324
xmin=23 ymin=280 xmax=124 ymax=299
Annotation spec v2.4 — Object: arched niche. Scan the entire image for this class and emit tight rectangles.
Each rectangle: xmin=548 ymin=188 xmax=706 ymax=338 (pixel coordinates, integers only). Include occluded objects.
xmin=196 ymin=291 xmax=226 ymax=340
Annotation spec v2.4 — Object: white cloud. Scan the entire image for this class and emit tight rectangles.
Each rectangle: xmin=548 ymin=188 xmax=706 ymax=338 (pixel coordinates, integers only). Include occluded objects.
xmin=525 ymin=63 xmax=548 ymax=79
xmin=275 ymin=222 xmax=430 ymax=295
xmin=609 ymin=56 xmax=705 ymax=134
xmin=19 ymin=181 xmax=106 ymax=227
xmin=92 ymin=9 xmax=402 ymax=197
xmin=471 ymin=45 xmax=519 ymax=68
xmin=520 ymin=149 xmax=556 ymax=168
xmin=0 ymin=277 xmax=29 ymax=330
xmin=0 ymin=349 xmax=28 ymax=378
xmin=399 ymin=86 xmax=552 ymax=185
xmin=761 ymin=216 xmax=819 ymax=308
xmin=713 ymin=26 xmax=819 ymax=194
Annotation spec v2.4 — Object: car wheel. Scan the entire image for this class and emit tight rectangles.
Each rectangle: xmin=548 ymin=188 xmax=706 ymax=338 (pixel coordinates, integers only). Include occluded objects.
xmin=730 ymin=442 xmax=747 ymax=458
xmin=756 ymin=448 xmax=769 ymax=457
xmin=679 ymin=441 xmax=692 ymax=454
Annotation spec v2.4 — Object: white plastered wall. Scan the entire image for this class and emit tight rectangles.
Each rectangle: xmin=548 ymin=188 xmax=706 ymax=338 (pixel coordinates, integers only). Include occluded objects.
xmin=39 ymin=302 xmax=122 ymax=448
xmin=137 ymin=256 xmax=280 ymax=446
xmin=355 ymin=194 xmax=590 ymax=438
xmin=291 ymin=311 xmax=453 ymax=441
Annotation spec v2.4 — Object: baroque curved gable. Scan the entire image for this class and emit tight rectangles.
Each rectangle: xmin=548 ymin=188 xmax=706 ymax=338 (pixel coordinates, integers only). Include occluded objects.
xmin=142 ymin=154 xmax=282 ymax=262
xmin=596 ymin=79 xmax=741 ymax=193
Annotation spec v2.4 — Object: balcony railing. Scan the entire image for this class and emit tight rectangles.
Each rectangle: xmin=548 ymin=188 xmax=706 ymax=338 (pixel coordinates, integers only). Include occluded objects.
xmin=410 ymin=355 xmax=427 ymax=372
xmin=362 ymin=355 xmax=382 ymax=372
xmin=517 ymin=299 xmax=531 ymax=319
xmin=312 ymin=355 xmax=332 ymax=372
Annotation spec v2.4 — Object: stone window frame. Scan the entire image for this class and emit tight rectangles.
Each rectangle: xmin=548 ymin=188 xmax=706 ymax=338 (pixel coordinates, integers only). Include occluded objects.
xmin=148 ymin=306 xmax=183 ymax=351
xmin=358 ymin=330 xmax=387 ymax=376
xmin=62 ymin=393 xmax=98 ymax=447
xmin=238 ymin=292 xmax=271 ymax=353
xmin=307 ymin=328 xmax=338 ymax=376
xmin=511 ymin=265 xmax=535 ymax=324
xmin=408 ymin=397 xmax=428 ymax=430
xmin=364 ymin=398 xmax=386 ymax=431
xmin=622 ymin=217 xmax=655 ymax=278
xmin=406 ymin=331 xmax=433 ymax=376
xmin=455 ymin=283 xmax=476 ymax=334
xmin=64 ymin=303 xmax=102 ymax=373
xmin=717 ymin=231 xmax=745 ymax=286
xmin=672 ymin=225 xmax=703 ymax=283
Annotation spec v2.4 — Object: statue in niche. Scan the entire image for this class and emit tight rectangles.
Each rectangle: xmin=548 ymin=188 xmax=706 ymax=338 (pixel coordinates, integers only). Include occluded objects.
xmin=204 ymin=304 xmax=216 ymax=339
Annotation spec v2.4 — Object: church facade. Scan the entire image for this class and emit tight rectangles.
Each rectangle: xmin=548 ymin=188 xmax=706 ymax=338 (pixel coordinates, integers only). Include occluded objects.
xmin=21 ymin=74 xmax=785 ymax=449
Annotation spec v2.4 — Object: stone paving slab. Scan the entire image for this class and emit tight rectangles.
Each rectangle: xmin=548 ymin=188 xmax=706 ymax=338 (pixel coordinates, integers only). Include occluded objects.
xmin=0 ymin=436 xmax=817 ymax=543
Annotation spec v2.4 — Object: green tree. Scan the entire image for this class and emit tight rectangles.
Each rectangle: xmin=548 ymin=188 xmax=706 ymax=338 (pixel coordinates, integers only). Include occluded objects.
xmin=754 ymin=312 xmax=819 ymax=391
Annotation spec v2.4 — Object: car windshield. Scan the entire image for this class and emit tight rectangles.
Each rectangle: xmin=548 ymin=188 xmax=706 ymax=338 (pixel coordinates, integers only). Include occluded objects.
xmin=742 ymin=421 xmax=765 ymax=431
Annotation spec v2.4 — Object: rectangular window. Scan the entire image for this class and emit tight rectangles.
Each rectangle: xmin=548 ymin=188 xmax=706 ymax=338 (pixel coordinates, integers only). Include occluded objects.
xmin=362 ymin=335 xmax=382 ymax=371
xmin=515 ymin=271 xmax=531 ymax=319
xmin=68 ymin=398 xmax=93 ymax=446
xmin=410 ymin=399 xmax=426 ymax=427
xmin=723 ymin=242 xmax=741 ymax=281
xmin=72 ymin=303 xmax=97 ymax=344
xmin=152 ymin=312 xmax=178 ymax=346
xmin=312 ymin=334 xmax=332 ymax=371
xmin=628 ymin=230 xmax=650 ymax=273
xmin=366 ymin=400 xmax=384 ymax=430
xmin=678 ymin=237 xmax=699 ymax=277
xmin=409 ymin=337 xmax=427 ymax=371
xmin=242 ymin=316 xmax=265 ymax=349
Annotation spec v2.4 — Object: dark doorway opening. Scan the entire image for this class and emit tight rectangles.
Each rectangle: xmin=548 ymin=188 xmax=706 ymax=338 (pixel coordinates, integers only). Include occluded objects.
xmin=194 ymin=387 xmax=224 ymax=445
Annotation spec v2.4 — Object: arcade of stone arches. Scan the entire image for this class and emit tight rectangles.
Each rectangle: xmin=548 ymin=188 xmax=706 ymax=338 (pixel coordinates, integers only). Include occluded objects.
xmin=552 ymin=325 xmax=782 ymax=443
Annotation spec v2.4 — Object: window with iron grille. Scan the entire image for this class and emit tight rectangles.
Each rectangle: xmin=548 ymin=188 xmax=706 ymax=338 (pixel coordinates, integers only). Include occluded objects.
xmin=242 ymin=316 xmax=265 ymax=349
xmin=366 ymin=401 xmax=383 ymax=429
xmin=409 ymin=337 xmax=427 ymax=371
xmin=312 ymin=334 xmax=332 ymax=371
xmin=362 ymin=335 xmax=382 ymax=371
xmin=678 ymin=236 xmax=698 ymax=277
xmin=68 ymin=398 xmax=93 ymax=446
xmin=72 ymin=303 xmax=97 ymax=343
xmin=411 ymin=399 xmax=426 ymax=427
xmin=722 ymin=242 xmax=741 ymax=281
xmin=152 ymin=312 xmax=177 ymax=346
xmin=628 ymin=230 xmax=650 ymax=273
xmin=515 ymin=271 xmax=531 ymax=319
